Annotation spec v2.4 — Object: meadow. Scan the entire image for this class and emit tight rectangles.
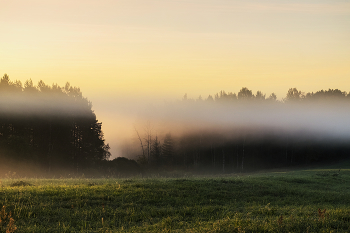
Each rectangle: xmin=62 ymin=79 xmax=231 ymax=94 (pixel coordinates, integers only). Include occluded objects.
xmin=1 ymin=163 xmax=350 ymax=232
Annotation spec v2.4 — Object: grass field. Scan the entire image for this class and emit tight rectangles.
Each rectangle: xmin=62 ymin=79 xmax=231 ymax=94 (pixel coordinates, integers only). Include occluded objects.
xmin=1 ymin=162 xmax=350 ymax=232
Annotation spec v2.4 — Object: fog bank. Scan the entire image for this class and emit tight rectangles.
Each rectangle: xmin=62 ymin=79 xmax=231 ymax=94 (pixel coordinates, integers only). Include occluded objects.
xmin=99 ymin=98 xmax=350 ymax=158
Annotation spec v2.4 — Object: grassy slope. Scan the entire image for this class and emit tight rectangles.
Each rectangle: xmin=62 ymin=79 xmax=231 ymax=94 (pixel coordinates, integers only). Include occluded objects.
xmin=1 ymin=162 xmax=350 ymax=232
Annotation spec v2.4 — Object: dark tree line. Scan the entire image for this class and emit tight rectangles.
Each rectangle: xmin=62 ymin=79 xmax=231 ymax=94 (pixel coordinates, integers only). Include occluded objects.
xmin=133 ymin=87 xmax=350 ymax=174
xmin=0 ymin=74 xmax=111 ymax=177
xmin=183 ymin=87 xmax=349 ymax=103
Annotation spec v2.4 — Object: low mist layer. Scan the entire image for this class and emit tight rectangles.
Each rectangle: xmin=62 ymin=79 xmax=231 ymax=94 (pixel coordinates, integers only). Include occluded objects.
xmin=129 ymin=88 xmax=350 ymax=144
xmin=143 ymin=101 xmax=348 ymax=137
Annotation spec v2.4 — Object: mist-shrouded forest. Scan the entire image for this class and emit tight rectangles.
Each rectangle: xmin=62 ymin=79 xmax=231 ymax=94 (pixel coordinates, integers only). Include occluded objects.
xmin=0 ymin=74 xmax=113 ymax=177
xmin=1 ymin=73 xmax=350 ymax=177
xmin=128 ymin=86 xmax=350 ymax=175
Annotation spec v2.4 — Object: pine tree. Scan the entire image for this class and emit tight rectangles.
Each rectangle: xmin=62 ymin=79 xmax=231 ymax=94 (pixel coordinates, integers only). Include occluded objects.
xmin=150 ymin=136 xmax=161 ymax=166
xmin=162 ymin=133 xmax=174 ymax=165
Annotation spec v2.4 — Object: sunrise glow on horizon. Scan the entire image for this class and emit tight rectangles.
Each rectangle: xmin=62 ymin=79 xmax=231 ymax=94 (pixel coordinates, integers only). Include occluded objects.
xmin=1 ymin=0 xmax=349 ymax=157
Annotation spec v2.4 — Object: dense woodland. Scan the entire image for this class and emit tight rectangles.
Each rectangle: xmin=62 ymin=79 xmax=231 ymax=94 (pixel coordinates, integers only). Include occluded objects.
xmin=134 ymin=87 xmax=350 ymax=175
xmin=0 ymin=74 xmax=116 ymax=177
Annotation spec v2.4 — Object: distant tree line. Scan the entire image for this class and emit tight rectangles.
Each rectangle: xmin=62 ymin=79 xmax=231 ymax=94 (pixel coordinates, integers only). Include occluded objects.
xmin=133 ymin=87 xmax=350 ymax=174
xmin=183 ymin=87 xmax=350 ymax=103
xmin=0 ymin=74 xmax=117 ymax=177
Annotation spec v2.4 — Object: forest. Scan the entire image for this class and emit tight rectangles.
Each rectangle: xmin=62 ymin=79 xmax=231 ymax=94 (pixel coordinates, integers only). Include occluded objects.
xmin=132 ymin=87 xmax=350 ymax=175
xmin=1 ymin=73 xmax=350 ymax=177
xmin=0 ymin=74 xmax=116 ymax=177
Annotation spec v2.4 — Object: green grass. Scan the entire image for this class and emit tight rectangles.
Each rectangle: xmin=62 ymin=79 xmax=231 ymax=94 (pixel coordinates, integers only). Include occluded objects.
xmin=1 ymin=165 xmax=350 ymax=232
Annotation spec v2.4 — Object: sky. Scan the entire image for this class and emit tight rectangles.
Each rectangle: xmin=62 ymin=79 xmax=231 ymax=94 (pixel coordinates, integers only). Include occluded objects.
xmin=1 ymin=0 xmax=350 ymax=157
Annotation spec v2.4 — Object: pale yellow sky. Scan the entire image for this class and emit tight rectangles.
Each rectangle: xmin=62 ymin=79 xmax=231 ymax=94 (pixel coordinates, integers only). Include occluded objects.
xmin=1 ymin=0 xmax=349 ymax=157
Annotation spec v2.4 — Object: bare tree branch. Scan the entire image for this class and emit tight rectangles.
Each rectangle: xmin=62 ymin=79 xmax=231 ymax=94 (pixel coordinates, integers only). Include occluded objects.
xmin=134 ymin=126 xmax=145 ymax=158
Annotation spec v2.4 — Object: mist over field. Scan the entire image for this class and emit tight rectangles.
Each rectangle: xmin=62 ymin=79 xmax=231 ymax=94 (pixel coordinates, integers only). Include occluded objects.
xmin=114 ymin=98 xmax=350 ymax=154
xmin=141 ymin=101 xmax=350 ymax=137
xmin=2 ymin=92 xmax=350 ymax=143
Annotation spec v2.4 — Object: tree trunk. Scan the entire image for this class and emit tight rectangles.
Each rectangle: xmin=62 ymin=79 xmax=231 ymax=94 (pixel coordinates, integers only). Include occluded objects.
xmin=134 ymin=127 xmax=145 ymax=161
xmin=241 ymin=138 xmax=245 ymax=172
xmin=236 ymin=145 xmax=239 ymax=171
xmin=222 ymin=149 xmax=225 ymax=173
xmin=213 ymin=146 xmax=215 ymax=170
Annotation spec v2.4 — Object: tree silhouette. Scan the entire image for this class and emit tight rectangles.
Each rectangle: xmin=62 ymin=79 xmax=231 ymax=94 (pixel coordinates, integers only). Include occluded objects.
xmin=285 ymin=88 xmax=304 ymax=102
xmin=267 ymin=93 xmax=277 ymax=101
xmin=162 ymin=133 xmax=174 ymax=166
xmin=255 ymin=91 xmax=266 ymax=100
xmin=0 ymin=74 xmax=110 ymax=175
xmin=150 ymin=136 xmax=162 ymax=166
xmin=305 ymin=89 xmax=347 ymax=101
xmin=238 ymin=87 xmax=254 ymax=100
